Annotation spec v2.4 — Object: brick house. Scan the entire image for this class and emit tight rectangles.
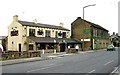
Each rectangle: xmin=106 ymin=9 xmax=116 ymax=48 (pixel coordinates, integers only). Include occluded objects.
xmin=71 ymin=17 xmax=110 ymax=50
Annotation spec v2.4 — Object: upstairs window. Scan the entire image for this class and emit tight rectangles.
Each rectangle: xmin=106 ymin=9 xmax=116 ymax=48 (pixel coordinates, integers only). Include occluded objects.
xmin=62 ymin=32 xmax=66 ymax=38
xmin=29 ymin=29 xmax=35 ymax=36
xmin=11 ymin=29 xmax=18 ymax=36
xmin=58 ymin=31 xmax=62 ymax=36
xmin=45 ymin=30 xmax=51 ymax=37
xmin=37 ymin=29 xmax=44 ymax=35
xmin=55 ymin=31 xmax=58 ymax=38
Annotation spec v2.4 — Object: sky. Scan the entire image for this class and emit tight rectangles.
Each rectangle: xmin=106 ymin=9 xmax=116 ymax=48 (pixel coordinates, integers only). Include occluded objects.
xmin=0 ymin=0 xmax=119 ymax=36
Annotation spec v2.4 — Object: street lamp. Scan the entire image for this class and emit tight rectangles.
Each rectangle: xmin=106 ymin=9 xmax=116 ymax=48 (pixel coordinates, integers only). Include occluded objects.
xmin=82 ymin=4 xmax=96 ymax=51
xmin=83 ymin=4 xmax=96 ymax=20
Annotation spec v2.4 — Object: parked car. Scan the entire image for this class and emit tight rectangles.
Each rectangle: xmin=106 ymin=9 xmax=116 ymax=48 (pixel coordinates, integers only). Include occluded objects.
xmin=107 ymin=45 xmax=115 ymax=51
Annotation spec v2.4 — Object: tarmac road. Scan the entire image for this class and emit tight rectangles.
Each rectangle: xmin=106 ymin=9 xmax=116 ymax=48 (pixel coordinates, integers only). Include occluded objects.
xmin=2 ymin=48 xmax=119 ymax=75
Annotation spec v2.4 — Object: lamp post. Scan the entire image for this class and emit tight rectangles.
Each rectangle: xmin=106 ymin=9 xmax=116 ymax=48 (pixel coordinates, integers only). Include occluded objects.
xmin=82 ymin=4 xmax=96 ymax=51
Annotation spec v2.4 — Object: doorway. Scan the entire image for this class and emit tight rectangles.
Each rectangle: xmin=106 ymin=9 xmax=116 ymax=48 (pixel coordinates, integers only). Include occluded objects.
xmin=59 ymin=43 xmax=66 ymax=52
xmin=18 ymin=44 xmax=21 ymax=52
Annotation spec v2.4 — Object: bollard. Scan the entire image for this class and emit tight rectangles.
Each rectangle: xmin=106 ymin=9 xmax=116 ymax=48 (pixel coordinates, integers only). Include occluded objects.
xmin=42 ymin=49 xmax=44 ymax=54
xmin=54 ymin=49 xmax=56 ymax=54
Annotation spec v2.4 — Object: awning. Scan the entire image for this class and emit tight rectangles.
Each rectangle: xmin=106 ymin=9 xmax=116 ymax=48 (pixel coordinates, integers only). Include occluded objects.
xmin=28 ymin=37 xmax=82 ymax=44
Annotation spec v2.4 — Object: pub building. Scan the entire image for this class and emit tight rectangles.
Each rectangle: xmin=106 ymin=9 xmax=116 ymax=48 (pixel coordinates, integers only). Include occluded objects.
xmin=8 ymin=15 xmax=82 ymax=53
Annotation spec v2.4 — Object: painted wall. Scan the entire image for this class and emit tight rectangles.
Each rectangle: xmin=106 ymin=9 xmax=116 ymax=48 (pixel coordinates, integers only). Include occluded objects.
xmin=8 ymin=15 xmax=70 ymax=51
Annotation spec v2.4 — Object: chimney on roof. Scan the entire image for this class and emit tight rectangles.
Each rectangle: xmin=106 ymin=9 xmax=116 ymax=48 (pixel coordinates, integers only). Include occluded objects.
xmin=113 ymin=32 xmax=115 ymax=35
xmin=13 ymin=15 xmax=18 ymax=21
xmin=59 ymin=22 xmax=64 ymax=27
xmin=116 ymin=33 xmax=118 ymax=36
xmin=33 ymin=19 xmax=38 ymax=24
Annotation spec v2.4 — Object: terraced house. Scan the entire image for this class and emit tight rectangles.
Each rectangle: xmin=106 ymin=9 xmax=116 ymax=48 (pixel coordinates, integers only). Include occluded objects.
xmin=8 ymin=15 xmax=81 ymax=53
xmin=71 ymin=17 xmax=110 ymax=50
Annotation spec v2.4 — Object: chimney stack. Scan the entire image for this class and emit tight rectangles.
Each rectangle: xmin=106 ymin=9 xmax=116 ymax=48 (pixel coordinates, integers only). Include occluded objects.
xmin=113 ymin=32 xmax=115 ymax=35
xmin=13 ymin=15 xmax=18 ymax=21
xmin=59 ymin=22 xmax=64 ymax=27
xmin=33 ymin=19 xmax=38 ymax=24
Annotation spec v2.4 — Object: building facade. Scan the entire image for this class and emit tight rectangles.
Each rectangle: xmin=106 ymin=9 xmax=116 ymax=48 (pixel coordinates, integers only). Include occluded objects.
xmin=110 ymin=32 xmax=120 ymax=47
xmin=8 ymin=15 xmax=81 ymax=52
xmin=71 ymin=17 xmax=110 ymax=50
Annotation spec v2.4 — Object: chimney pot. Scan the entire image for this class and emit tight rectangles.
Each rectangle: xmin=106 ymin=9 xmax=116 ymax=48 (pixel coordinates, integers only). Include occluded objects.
xmin=33 ymin=19 xmax=38 ymax=24
xmin=59 ymin=22 xmax=64 ymax=27
xmin=13 ymin=15 xmax=18 ymax=21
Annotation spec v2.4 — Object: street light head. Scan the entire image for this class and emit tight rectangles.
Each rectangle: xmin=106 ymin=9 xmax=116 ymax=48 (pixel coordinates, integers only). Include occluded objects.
xmin=92 ymin=4 xmax=96 ymax=6
xmin=84 ymin=4 xmax=96 ymax=8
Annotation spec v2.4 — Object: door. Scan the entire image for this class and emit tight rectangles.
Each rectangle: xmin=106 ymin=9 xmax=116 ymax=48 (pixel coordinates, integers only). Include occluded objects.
xmin=19 ymin=44 xmax=21 ymax=52
xmin=60 ymin=43 xmax=65 ymax=52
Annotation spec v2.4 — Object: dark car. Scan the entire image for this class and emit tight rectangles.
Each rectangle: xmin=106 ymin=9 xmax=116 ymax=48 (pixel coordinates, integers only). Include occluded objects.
xmin=107 ymin=45 xmax=115 ymax=51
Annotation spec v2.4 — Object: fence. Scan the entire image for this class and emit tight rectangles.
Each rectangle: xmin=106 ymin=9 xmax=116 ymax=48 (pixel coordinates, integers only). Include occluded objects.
xmin=1 ymin=51 xmax=41 ymax=60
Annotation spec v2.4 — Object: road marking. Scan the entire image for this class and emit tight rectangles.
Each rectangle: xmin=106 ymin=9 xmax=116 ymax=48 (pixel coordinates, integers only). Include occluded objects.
xmin=104 ymin=60 xmax=114 ymax=66
xmin=88 ymin=69 xmax=96 ymax=73
xmin=111 ymin=67 xmax=118 ymax=74
xmin=27 ymin=64 xmax=54 ymax=73
xmin=47 ymin=56 xmax=57 ymax=57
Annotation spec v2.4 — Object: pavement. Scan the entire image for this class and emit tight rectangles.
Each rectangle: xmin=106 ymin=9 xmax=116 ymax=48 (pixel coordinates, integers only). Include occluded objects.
xmin=0 ymin=50 xmax=97 ymax=66
xmin=1 ymin=52 xmax=73 ymax=66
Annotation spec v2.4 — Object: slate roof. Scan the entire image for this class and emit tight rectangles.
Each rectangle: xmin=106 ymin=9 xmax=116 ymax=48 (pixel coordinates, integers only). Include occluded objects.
xmin=71 ymin=17 xmax=108 ymax=31
xmin=85 ymin=20 xmax=108 ymax=31
xmin=28 ymin=37 xmax=82 ymax=44
xmin=18 ymin=20 xmax=70 ymax=31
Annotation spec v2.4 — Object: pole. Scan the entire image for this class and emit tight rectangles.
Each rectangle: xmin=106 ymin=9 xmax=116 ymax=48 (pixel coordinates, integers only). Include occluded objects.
xmin=82 ymin=4 xmax=96 ymax=51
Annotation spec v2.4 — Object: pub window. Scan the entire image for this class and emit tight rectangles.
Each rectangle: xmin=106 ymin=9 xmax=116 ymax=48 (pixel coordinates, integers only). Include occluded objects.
xmin=58 ymin=31 xmax=62 ymax=36
xmin=11 ymin=29 xmax=18 ymax=36
xmin=55 ymin=31 xmax=58 ymax=38
xmin=29 ymin=44 xmax=33 ymax=50
xmin=62 ymin=32 xmax=66 ymax=38
xmin=29 ymin=29 xmax=35 ymax=36
xmin=45 ymin=30 xmax=51 ymax=37
xmin=37 ymin=29 xmax=44 ymax=35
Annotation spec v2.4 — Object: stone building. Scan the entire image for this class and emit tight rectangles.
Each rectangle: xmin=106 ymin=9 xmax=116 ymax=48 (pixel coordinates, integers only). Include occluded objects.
xmin=8 ymin=15 xmax=81 ymax=52
xmin=71 ymin=17 xmax=110 ymax=50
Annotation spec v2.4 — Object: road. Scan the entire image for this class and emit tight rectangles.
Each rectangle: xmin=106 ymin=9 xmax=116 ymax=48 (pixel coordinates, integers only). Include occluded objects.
xmin=2 ymin=48 xmax=119 ymax=75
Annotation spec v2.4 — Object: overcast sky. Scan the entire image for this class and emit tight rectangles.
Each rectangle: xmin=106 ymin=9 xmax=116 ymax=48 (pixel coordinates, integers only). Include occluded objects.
xmin=0 ymin=0 xmax=119 ymax=36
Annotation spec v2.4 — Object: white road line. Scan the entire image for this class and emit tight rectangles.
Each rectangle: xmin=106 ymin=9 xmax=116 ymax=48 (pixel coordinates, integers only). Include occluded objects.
xmin=27 ymin=64 xmax=54 ymax=73
xmin=104 ymin=60 xmax=114 ymax=66
xmin=88 ymin=69 xmax=96 ymax=73
xmin=111 ymin=67 xmax=118 ymax=73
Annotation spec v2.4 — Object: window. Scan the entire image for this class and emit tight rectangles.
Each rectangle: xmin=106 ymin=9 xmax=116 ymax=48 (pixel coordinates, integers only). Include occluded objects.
xmin=58 ymin=31 xmax=62 ymax=36
xmin=11 ymin=29 xmax=18 ymax=36
xmin=45 ymin=30 xmax=51 ymax=37
xmin=55 ymin=31 xmax=58 ymax=38
xmin=29 ymin=29 xmax=35 ymax=36
xmin=37 ymin=29 xmax=43 ymax=35
xmin=29 ymin=44 xmax=33 ymax=50
xmin=62 ymin=32 xmax=66 ymax=38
